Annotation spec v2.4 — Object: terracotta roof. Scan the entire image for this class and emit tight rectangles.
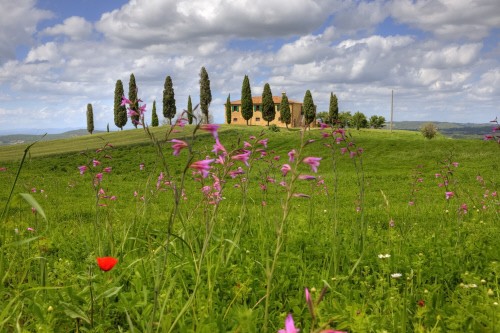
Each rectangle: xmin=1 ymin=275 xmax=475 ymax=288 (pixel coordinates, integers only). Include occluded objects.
xmin=231 ymin=96 xmax=300 ymax=105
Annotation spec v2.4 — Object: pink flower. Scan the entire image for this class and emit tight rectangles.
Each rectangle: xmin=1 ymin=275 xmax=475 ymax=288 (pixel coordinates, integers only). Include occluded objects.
xmin=0 ymin=167 xmax=7 ymax=172
xmin=340 ymin=147 xmax=348 ymax=155
xmin=139 ymin=163 xmax=145 ymax=170
xmin=31 ymin=188 xmax=36 ymax=193
xmin=452 ymin=162 xmax=459 ymax=167
xmin=243 ymin=141 xmax=252 ymax=148
xmin=249 ymin=135 xmax=256 ymax=140
xmin=169 ymin=139 xmax=189 ymax=156
xmin=189 ymin=159 xmax=215 ymax=178
xmin=305 ymin=288 xmax=314 ymax=316
xmin=288 ymin=149 xmax=297 ymax=162
xmin=95 ymin=173 xmax=103 ymax=182
xmin=27 ymin=227 xmax=35 ymax=232
xmin=273 ymin=155 xmax=280 ymax=161
xmin=175 ymin=118 xmax=188 ymax=127
xmin=212 ymin=140 xmax=226 ymax=155
xmin=200 ymin=124 xmax=220 ymax=140
xmin=445 ymin=191 xmax=454 ymax=200
xmin=78 ymin=165 xmax=88 ymax=175
xmin=229 ymin=167 xmax=245 ymax=178
xmin=92 ymin=159 xmax=101 ymax=167
xmin=258 ymin=138 xmax=268 ymax=148
xmin=319 ymin=122 xmax=329 ymax=129
xmin=103 ymin=167 xmax=112 ymax=173
xmin=302 ymin=157 xmax=322 ymax=173
xmin=121 ymin=96 xmax=132 ymax=106
xmin=299 ymin=174 xmax=316 ymax=181
xmin=281 ymin=164 xmax=291 ymax=176
xmin=279 ymin=181 xmax=287 ymax=187
xmin=278 ymin=314 xmax=300 ymax=333
xmin=232 ymin=151 xmax=251 ymax=166
xmin=435 ymin=173 xmax=441 ymax=178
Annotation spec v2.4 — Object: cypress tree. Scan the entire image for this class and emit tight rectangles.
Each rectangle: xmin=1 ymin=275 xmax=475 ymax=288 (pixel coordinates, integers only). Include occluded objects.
xmin=199 ymin=67 xmax=212 ymax=124
xmin=129 ymin=73 xmax=139 ymax=128
xmin=261 ymin=83 xmax=275 ymax=126
xmin=329 ymin=93 xmax=339 ymax=125
xmin=241 ymin=75 xmax=253 ymax=125
xmin=86 ymin=103 xmax=94 ymax=134
xmin=163 ymin=76 xmax=176 ymax=125
xmin=303 ymin=90 xmax=316 ymax=128
xmin=225 ymin=94 xmax=231 ymax=124
xmin=151 ymin=100 xmax=159 ymax=127
xmin=279 ymin=93 xmax=291 ymax=129
xmin=187 ymin=95 xmax=193 ymax=124
xmin=114 ymin=79 xmax=127 ymax=130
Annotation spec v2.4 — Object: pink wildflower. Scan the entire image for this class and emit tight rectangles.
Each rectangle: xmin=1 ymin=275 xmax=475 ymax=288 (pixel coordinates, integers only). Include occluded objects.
xmin=279 ymin=181 xmax=287 ymax=187
xmin=288 ymin=149 xmax=297 ymax=162
xmin=175 ymin=118 xmax=188 ymax=127
xmin=169 ymin=139 xmax=189 ymax=156
xmin=299 ymin=174 xmax=316 ymax=181
xmin=92 ymin=159 xmax=101 ymax=167
xmin=139 ymin=163 xmax=145 ymax=170
xmin=452 ymin=162 xmax=459 ymax=167
xmin=27 ymin=227 xmax=35 ymax=232
xmin=249 ymin=135 xmax=256 ymax=140
xmin=103 ymin=167 xmax=112 ymax=173
xmin=244 ymin=141 xmax=252 ymax=148
xmin=229 ymin=167 xmax=245 ymax=178
xmin=319 ymin=122 xmax=329 ymax=129
xmin=78 ymin=165 xmax=88 ymax=175
xmin=274 ymin=155 xmax=280 ymax=161
xmin=189 ymin=159 xmax=215 ymax=178
xmin=340 ymin=147 xmax=348 ymax=155
xmin=258 ymin=138 xmax=268 ymax=148
xmin=200 ymin=124 xmax=220 ymax=140
xmin=31 ymin=188 xmax=36 ymax=193
xmin=278 ymin=314 xmax=300 ymax=333
xmin=445 ymin=191 xmax=454 ymax=200
xmin=232 ymin=151 xmax=251 ymax=166
xmin=302 ymin=157 xmax=322 ymax=173
xmin=95 ymin=173 xmax=103 ymax=182
xmin=281 ymin=164 xmax=291 ymax=176
xmin=212 ymin=140 xmax=226 ymax=155
xmin=0 ymin=167 xmax=7 ymax=172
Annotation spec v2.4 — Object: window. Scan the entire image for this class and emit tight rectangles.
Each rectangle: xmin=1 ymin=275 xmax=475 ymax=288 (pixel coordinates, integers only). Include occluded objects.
xmin=276 ymin=105 xmax=280 ymax=112
xmin=255 ymin=117 xmax=261 ymax=121
xmin=233 ymin=118 xmax=237 ymax=122
xmin=254 ymin=104 xmax=261 ymax=111
xmin=232 ymin=105 xmax=239 ymax=112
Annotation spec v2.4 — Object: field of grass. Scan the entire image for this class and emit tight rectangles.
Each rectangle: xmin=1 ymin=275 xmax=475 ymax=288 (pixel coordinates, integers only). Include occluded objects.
xmin=0 ymin=124 xmax=499 ymax=332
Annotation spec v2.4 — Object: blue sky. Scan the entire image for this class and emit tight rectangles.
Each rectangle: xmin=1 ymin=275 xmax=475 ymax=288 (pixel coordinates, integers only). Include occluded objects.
xmin=0 ymin=0 xmax=499 ymax=133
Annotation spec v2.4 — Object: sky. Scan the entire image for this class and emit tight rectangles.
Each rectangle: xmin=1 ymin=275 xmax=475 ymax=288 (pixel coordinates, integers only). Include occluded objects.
xmin=0 ymin=0 xmax=499 ymax=134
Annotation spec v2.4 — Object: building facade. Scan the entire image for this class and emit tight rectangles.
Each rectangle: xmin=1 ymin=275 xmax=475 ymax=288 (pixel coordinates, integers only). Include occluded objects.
xmin=228 ymin=93 xmax=311 ymax=128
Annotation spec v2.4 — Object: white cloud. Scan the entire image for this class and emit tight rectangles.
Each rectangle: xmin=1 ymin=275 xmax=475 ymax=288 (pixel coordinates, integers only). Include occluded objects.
xmin=0 ymin=0 xmax=52 ymax=63
xmin=42 ymin=16 xmax=93 ymax=40
xmin=390 ymin=0 xmax=500 ymax=40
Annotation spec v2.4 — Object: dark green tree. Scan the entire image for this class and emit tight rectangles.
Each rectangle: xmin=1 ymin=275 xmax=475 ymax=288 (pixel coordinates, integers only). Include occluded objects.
xmin=279 ymin=92 xmax=291 ymax=128
xmin=114 ymin=79 xmax=127 ymax=130
xmin=261 ymin=83 xmax=275 ymax=126
xmin=151 ymin=100 xmax=159 ymax=127
xmin=86 ymin=103 xmax=94 ymax=135
xmin=129 ymin=73 xmax=139 ymax=128
xmin=225 ymin=94 xmax=231 ymax=124
xmin=352 ymin=111 xmax=368 ymax=130
xmin=107 ymin=123 xmax=109 ymax=132
xmin=187 ymin=95 xmax=193 ymax=124
xmin=369 ymin=115 xmax=386 ymax=129
xmin=303 ymin=90 xmax=316 ymax=128
xmin=329 ymin=93 xmax=339 ymax=125
xmin=163 ymin=76 xmax=176 ymax=125
xmin=199 ymin=67 xmax=212 ymax=124
xmin=241 ymin=75 xmax=253 ymax=125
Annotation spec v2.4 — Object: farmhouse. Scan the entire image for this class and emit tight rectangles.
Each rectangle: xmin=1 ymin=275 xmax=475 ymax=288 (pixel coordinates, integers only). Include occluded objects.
xmin=228 ymin=93 xmax=310 ymax=128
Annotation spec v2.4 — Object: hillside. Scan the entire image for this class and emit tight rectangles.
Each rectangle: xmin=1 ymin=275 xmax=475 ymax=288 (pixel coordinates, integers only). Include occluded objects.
xmin=390 ymin=121 xmax=492 ymax=138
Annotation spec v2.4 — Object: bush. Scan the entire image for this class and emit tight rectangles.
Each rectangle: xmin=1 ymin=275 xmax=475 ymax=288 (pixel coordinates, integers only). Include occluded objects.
xmin=420 ymin=122 xmax=438 ymax=139
xmin=268 ymin=124 xmax=280 ymax=132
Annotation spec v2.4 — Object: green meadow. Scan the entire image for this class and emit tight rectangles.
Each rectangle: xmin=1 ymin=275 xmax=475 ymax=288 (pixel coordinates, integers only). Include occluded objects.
xmin=0 ymin=124 xmax=498 ymax=332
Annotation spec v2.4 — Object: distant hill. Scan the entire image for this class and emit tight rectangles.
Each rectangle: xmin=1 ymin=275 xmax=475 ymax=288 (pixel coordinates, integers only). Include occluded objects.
xmin=0 ymin=129 xmax=104 ymax=146
xmin=390 ymin=121 xmax=493 ymax=139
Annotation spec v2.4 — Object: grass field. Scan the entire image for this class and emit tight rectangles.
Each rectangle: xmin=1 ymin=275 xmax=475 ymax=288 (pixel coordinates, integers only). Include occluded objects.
xmin=0 ymin=124 xmax=499 ymax=332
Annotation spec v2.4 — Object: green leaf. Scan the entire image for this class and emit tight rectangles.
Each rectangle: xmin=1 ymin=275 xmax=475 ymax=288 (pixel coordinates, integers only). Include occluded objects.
xmin=59 ymin=302 xmax=90 ymax=324
xmin=19 ymin=193 xmax=47 ymax=221
xmin=96 ymin=285 xmax=123 ymax=300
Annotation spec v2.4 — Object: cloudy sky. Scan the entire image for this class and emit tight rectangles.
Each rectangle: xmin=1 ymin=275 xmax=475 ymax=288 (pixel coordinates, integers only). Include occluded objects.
xmin=0 ymin=0 xmax=499 ymax=133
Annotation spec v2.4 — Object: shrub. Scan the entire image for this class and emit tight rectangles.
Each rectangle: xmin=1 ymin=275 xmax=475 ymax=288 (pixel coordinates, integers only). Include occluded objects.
xmin=420 ymin=122 xmax=439 ymax=139
xmin=268 ymin=124 xmax=280 ymax=132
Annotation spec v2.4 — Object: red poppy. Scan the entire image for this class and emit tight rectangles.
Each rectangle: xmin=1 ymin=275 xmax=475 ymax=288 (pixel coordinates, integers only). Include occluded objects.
xmin=96 ymin=257 xmax=118 ymax=272
xmin=417 ymin=299 xmax=425 ymax=307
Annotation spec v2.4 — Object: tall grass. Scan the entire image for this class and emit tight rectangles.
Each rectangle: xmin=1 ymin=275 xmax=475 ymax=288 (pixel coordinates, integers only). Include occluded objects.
xmin=0 ymin=123 xmax=498 ymax=332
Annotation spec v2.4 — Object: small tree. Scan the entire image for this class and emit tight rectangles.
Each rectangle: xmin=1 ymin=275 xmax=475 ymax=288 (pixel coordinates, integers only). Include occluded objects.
xmin=151 ymin=100 xmax=159 ymax=127
xmin=303 ymin=90 xmax=316 ymax=128
xmin=225 ymin=94 xmax=231 ymax=124
xmin=420 ymin=122 xmax=438 ymax=139
xmin=352 ymin=111 xmax=368 ymax=130
xmin=86 ymin=103 xmax=94 ymax=134
xmin=241 ymin=75 xmax=253 ymax=125
xmin=129 ymin=73 xmax=139 ymax=128
xmin=329 ymin=93 xmax=339 ymax=125
xmin=338 ymin=111 xmax=352 ymax=128
xmin=114 ymin=79 xmax=127 ymax=130
xmin=369 ymin=115 xmax=386 ymax=129
xmin=107 ymin=123 xmax=109 ymax=132
xmin=279 ymin=93 xmax=291 ymax=128
xmin=187 ymin=95 xmax=193 ymax=124
xmin=163 ymin=76 xmax=176 ymax=125
xmin=199 ymin=67 xmax=212 ymax=124
xmin=261 ymin=83 xmax=275 ymax=126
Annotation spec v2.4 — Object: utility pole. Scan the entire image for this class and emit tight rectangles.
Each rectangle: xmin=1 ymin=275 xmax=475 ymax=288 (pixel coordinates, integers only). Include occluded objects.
xmin=390 ymin=89 xmax=394 ymax=133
